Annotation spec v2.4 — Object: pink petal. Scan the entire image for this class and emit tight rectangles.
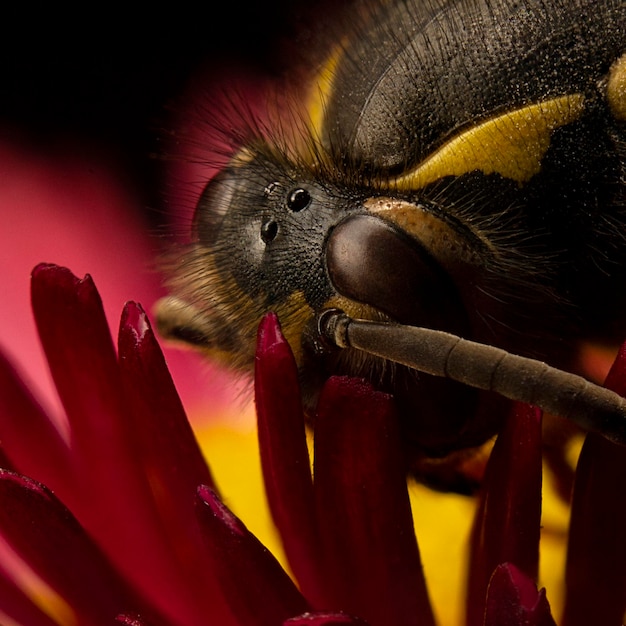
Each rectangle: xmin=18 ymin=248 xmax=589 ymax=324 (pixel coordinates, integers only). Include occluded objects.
xmin=467 ymin=403 xmax=543 ymax=626
xmin=30 ymin=264 xmax=215 ymax=625
xmin=196 ymin=485 xmax=310 ymax=626
xmin=255 ymin=313 xmax=324 ymax=606
xmin=0 ymin=470 xmax=160 ymax=626
xmin=314 ymin=376 xmax=435 ymax=626
xmin=484 ymin=563 xmax=556 ymax=626
xmin=562 ymin=342 xmax=626 ymax=626
xmin=284 ymin=612 xmax=370 ymax=625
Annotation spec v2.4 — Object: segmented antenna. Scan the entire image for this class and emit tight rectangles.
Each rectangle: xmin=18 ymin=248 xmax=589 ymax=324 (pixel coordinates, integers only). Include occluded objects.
xmin=316 ymin=309 xmax=626 ymax=446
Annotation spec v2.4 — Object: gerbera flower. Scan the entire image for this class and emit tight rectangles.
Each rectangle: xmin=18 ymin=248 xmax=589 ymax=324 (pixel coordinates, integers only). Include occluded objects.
xmin=0 ymin=262 xmax=624 ymax=625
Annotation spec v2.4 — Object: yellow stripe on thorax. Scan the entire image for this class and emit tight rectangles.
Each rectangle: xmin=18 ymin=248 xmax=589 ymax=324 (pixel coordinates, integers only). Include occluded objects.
xmin=607 ymin=53 xmax=626 ymax=121
xmin=393 ymin=94 xmax=586 ymax=190
xmin=306 ymin=46 xmax=345 ymax=144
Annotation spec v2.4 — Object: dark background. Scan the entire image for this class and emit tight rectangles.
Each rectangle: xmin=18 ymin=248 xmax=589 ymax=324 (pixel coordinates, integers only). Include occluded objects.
xmin=0 ymin=3 xmax=336 ymax=227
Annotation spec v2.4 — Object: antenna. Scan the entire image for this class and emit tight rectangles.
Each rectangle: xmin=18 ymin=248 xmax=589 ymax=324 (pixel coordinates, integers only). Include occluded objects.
xmin=316 ymin=309 xmax=626 ymax=446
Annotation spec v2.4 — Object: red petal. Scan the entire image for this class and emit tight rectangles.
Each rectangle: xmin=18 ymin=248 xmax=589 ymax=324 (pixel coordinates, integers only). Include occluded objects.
xmin=484 ymin=563 xmax=556 ymax=626
xmin=115 ymin=615 xmax=160 ymax=625
xmin=196 ymin=485 xmax=309 ymax=626
xmin=0 ymin=349 xmax=74 ymax=497
xmin=118 ymin=302 xmax=233 ymax=622
xmin=562 ymin=344 xmax=626 ymax=626
xmin=314 ymin=376 xmax=435 ymax=626
xmin=0 ymin=568 xmax=61 ymax=626
xmin=30 ymin=264 xmax=122 ymax=446
xmin=603 ymin=340 xmax=626 ymax=396
xmin=285 ymin=612 xmax=371 ymax=625
xmin=467 ymin=403 xmax=543 ymax=626
xmin=30 ymin=264 xmax=214 ymax=624
xmin=0 ymin=447 xmax=14 ymax=471
xmin=0 ymin=470 xmax=159 ymax=626
xmin=118 ymin=302 xmax=214 ymax=491
xmin=563 ymin=434 xmax=626 ymax=626
xmin=255 ymin=313 xmax=324 ymax=606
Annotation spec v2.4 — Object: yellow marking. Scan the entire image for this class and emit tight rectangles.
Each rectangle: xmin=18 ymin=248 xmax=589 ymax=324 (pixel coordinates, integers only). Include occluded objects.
xmin=323 ymin=295 xmax=386 ymax=324
xmin=607 ymin=53 xmax=626 ymax=121
xmin=229 ymin=146 xmax=257 ymax=167
xmin=365 ymin=197 xmax=494 ymax=265
xmin=306 ymin=46 xmax=345 ymax=144
xmin=393 ymin=94 xmax=586 ymax=190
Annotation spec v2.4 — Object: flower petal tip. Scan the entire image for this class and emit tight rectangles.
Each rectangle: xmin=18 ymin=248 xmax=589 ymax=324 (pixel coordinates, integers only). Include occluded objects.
xmin=485 ymin=563 xmax=556 ymax=626
xmin=116 ymin=615 xmax=152 ymax=625
xmin=30 ymin=263 xmax=101 ymax=315
xmin=31 ymin=263 xmax=86 ymax=286
xmin=31 ymin=262 xmax=56 ymax=277
xmin=196 ymin=485 xmax=244 ymax=536
xmin=496 ymin=563 xmax=540 ymax=608
xmin=323 ymin=375 xmax=393 ymax=406
xmin=196 ymin=484 xmax=217 ymax=504
xmin=257 ymin=312 xmax=285 ymax=351
xmin=120 ymin=302 xmax=151 ymax=343
xmin=0 ymin=468 xmax=49 ymax=497
xmin=604 ymin=339 xmax=626 ymax=396
xmin=285 ymin=612 xmax=370 ymax=625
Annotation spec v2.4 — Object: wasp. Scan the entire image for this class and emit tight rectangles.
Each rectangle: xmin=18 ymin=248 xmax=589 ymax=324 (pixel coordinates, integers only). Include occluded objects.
xmin=157 ymin=0 xmax=626 ymax=491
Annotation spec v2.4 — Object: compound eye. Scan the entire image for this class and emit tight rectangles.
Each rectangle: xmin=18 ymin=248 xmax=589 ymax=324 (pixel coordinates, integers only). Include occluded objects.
xmin=286 ymin=188 xmax=311 ymax=212
xmin=195 ymin=168 xmax=238 ymax=245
